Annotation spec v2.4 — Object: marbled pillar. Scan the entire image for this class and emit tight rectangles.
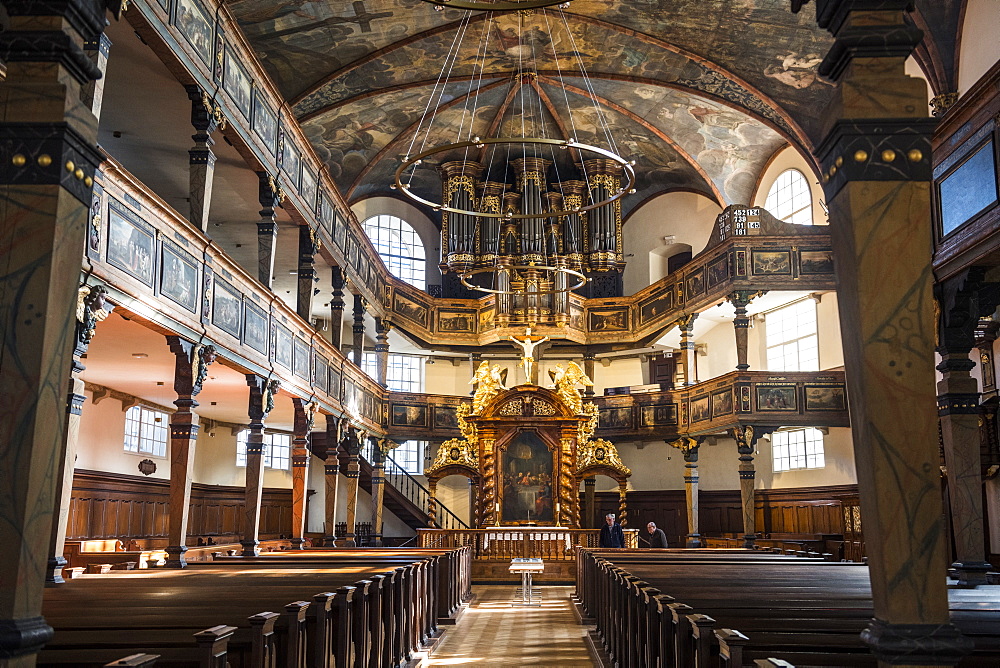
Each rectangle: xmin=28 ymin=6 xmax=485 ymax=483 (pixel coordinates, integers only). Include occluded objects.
xmin=291 ymin=399 xmax=314 ymax=550
xmin=256 ymin=172 xmax=282 ymax=288
xmin=727 ymin=291 xmax=762 ymax=371
xmin=242 ymin=375 xmax=278 ymax=557
xmin=352 ymin=295 xmax=366 ymax=366
xmin=730 ymin=426 xmax=773 ymax=550
xmin=682 ymin=443 xmax=702 ymax=548
xmin=0 ymin=0 xmax=108 ymax=660
xmin=322 ymin=415 xmax=342 ymax=547
xmin=342 ymin=428 xmax=362 ymax=547
xmin=184 ymin=86 xmax=221 ymax=233
xmin=469 ymin=352 xmax=482 ymax=396
xmin=583 ymin=477 xmax=597 ymax=528
xmin=808 ymin=0 xmax=971 ymax=662
xmin=330 ymin=266 xmax=346 ymax=351
xmin=165 ymin=337 xmax=215 ymax=568
xmin=81 ymin=33 xmax=111 ymax=121
xmin=583 ymin=352 xmax=597 ymax=397
xmin=677 ymin=314 xmax=698 ymax=386
xmin=936 ymin=271 xmax=997 ymax=586
xmin=374 ymin=319 xmax=391 ymax=388
xmin=47 ymin=286 xmax=113 ymax=585
xmin=370 ymin=443 xmax=387 ymax=547
xmin=296 ymin=226 xmax=319 ymax=322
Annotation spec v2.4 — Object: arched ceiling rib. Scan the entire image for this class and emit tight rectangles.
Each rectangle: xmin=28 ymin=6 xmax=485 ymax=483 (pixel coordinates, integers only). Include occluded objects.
xmin=229 ymin=0 xmax=964 ymax=219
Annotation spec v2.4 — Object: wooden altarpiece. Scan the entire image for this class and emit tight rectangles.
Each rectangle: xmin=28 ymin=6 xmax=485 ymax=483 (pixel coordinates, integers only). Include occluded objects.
xmin=425 ymin=362 xmax=630 ymax=528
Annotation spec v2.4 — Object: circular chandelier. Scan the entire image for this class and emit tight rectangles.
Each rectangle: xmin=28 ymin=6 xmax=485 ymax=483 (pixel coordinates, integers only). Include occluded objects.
xmin=393 ymin=3 xmax=635 ymax=313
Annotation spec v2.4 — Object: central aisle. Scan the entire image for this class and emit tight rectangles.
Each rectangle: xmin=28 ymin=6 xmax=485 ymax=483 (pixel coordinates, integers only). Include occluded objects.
xmin=426 ymin=585 xmax=597 ymax=667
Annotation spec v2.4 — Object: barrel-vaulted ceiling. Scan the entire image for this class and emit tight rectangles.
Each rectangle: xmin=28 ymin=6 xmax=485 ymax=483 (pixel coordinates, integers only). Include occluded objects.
xmin=228 ymin=0 xmax=965 ymax=217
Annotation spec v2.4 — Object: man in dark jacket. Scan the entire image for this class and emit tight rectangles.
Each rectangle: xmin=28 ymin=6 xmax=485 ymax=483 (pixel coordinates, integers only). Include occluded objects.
xmin=645 ymin=521 xmax=669 ymax=548
xmin=599 ymin=513 xmax=625 ymax=548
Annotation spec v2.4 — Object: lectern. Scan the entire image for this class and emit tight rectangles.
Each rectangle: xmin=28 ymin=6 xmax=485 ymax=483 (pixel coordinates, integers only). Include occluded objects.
xmin=509 ymin=558 xmax=544 ymax=606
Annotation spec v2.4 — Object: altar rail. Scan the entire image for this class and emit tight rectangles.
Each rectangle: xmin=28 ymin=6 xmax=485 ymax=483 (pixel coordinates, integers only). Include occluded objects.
xmin=416 ymin=528 xmax=639 ymax=561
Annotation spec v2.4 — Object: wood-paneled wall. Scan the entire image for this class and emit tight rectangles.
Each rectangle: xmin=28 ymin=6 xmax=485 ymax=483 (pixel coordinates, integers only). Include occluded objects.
xmin=68 ymin=470 xmax=293 ymax=541
xmin=588 ymin=484 xmax=861 ymax=548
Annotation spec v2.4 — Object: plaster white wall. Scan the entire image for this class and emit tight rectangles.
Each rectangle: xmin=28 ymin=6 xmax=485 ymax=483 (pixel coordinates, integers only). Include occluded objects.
xmin=192 ymin=429 xmax=293 ymax=489
xmin=622 ymin=191 xmax=723 ymax=296
xmin=77 ymin=389 xmax=170 ymax=480
xmin=816 ymin=292 xmax=845 ymax=370
xmin=958 ymin=0 xmax=1000 ymax=95
xmin=351 ymin=196 xmax=441 ymax=290
xmin=435 ymin=475 xmax=474 ymax=526
xmin=426 ymin=358 xmax=474 ymax=396
xmin=751 ymin=146 xmax=827 ymax=226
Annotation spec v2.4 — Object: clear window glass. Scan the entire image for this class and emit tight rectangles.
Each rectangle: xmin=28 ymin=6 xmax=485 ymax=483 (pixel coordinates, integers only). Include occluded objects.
xmin=363 ymin=214 xmax=426 ymax=290
xmin=765 ymin=169 xmax=813 ymax=225
xmin=361 ymin=439 xmax=426 ymax=475
xmin=236 ymin=431 xmax=292 ymax=470
xmin=765 ymin=299 xmax=819 ymax=371
xmin=772 ymin=428 xmax=825 ymax=472
xmin=123 ymin=405 xmax=169 ymax=457
xmin=363 ymin=352 xmax=423 ymax=392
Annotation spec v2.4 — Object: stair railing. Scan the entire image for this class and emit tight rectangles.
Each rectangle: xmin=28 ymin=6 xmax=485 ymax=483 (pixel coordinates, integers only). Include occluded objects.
xmin=361 ymin=444 xmax=469 ymax=530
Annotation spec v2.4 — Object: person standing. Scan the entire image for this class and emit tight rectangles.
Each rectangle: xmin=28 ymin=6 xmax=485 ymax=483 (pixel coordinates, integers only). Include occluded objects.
xmin=599 ymin=513 xmax=625 ymax=548
xmin=645 ymin=521 xmax=669 ymax=548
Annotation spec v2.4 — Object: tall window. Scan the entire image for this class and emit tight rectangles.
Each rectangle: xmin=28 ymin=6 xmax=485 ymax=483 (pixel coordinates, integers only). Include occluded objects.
xmin=236 ymin=431 xmax=292 ymax=470
xmin=363 ymin=214 xmax=426 ymax=290
xmin=363 ymin=352 xmax=423 ymax=392
xmin=123 ymin=405 xmax=169 ymax=457
xmin=766 ymin=299 xmax=819 ymax=371
xmin=361 ymin=439 xmax=426 ymax=475
xmin=772 ymin=428 xmax=825 ymax=472
xmin=765 ymin=169 xmax=812 ymax=225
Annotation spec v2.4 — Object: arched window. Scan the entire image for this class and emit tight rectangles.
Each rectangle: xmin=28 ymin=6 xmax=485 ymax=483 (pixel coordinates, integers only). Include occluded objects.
xmin=764 ymin=169 xmax=812 ymax=225
xmin=363 ymin=214 xmax=426 ymax=290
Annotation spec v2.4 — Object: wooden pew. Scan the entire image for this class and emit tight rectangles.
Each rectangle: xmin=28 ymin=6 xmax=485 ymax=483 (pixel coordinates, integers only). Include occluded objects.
xmin=39 ymin=551 xmax=464 ymax=668
xmin=576 ymin=549 xmax=1000 ymax=668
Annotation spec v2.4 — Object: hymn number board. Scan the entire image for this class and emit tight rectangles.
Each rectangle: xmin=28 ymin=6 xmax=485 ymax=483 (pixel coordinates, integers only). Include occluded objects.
xmin=717 ymin=207 xmax=762 ymax=242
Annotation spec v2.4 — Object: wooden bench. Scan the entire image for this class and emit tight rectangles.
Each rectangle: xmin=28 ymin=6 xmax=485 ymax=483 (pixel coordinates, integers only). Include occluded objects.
xmin=39 ymin=550 xmax=468 ymax=668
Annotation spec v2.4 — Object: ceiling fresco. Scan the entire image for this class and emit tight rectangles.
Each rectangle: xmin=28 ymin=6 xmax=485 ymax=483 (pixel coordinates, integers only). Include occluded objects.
xmin=229 ymin=0 xmax=964 ymax=216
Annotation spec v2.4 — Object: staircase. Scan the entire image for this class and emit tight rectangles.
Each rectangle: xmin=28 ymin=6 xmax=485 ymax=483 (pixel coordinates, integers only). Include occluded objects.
xmin=310 ymin=432 xmax=467 ymax=533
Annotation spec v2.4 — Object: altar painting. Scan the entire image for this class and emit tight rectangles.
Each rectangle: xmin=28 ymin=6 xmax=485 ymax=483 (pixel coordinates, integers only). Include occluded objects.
xmin=501 ymin=432 xmax=554 ymax=523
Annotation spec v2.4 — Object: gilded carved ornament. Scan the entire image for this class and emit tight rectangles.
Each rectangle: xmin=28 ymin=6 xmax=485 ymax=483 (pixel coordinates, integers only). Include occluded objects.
xmin=426 ymin=438 xmax=478 ymax=476
xmin=577 ymin=438 xmax=631 ymax=477
xmin=470 ymin=361 xmax=506 ymax=414
xmin=77 ymin=285 xmax=112 ymax=343
xmin=667 ymin=436 xmax=699 ymax=455
xmin=549 ymin=361 xmax=593 ymax=414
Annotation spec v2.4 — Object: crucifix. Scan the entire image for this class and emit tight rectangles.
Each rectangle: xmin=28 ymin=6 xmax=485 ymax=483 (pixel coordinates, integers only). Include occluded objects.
xmin=509 ymin=327 xmax=549 ymax=385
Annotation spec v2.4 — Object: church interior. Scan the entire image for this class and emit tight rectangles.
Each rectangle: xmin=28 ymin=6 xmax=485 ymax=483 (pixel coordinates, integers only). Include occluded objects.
xmin=2 ymin=0 xmax=1000 ymax=666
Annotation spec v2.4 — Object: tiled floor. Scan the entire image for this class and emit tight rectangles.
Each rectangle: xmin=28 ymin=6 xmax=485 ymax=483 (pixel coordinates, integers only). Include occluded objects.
xmin=426 ymin=585 xmax=596 ymax=667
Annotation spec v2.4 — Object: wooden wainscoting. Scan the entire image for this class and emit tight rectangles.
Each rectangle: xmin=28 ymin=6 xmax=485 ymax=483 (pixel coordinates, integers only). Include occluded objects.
xmin=589 ymin=485 xmax=862 ymax=557
xmin=69 ymin=469 xmax=294 ymax=541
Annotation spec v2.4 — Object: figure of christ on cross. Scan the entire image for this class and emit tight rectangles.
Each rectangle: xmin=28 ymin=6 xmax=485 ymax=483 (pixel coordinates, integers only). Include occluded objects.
xmin=509 ymin=327 xmax=549 ymax=385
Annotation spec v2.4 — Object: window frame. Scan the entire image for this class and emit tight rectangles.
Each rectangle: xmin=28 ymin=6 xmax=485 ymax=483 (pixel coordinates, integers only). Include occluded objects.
xmin=123 ymin=404 xmax=169 ymax=458
xmin=236 ymin=430 xmax=293 ymax=471
xmin=765 ymin=298 xmax=820 ymax=372
xmin=362 ymin=214 xmax=427 ymax=290
xmin=363 ymin=352 xmax=424 ymax=393
xmin=764 ymin=168 xmax=813 ymax=226
xmin=771 ymin=427 xmax=826 ymax=472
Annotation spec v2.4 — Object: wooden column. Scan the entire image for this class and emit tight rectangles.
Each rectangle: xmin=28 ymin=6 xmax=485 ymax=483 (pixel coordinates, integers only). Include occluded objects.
xmin=583 ymin=351 xmax=597 ymax=396
xmin=480 ymin=428 xmax=499 ymax=526
xmin=730 ymin=426 xmax=773 ymax=549
xmin=322 ymin=415 xmax=342 ymax=547
xmin=936 ymin=272 xmax=998 ymax=585
xmin=469 ymin=352 xmax=482 ymax=395
xmin=617 ymin=482 xmax=628 ymax=528
xmin=342 ymin=427 xmax=363 ymax=547
xmin=584 ymin=477 xmax=597 ymax=529
xmin=0 ymin=0 xmax=111 ymax=659
xmin=677 ymin=314 xmax=698 ymax=385
xmin=330 ymin=267 xmax=346 ymax=351
xmin=727 ymin=290 xmax=763 ymax=371
xmin=256 ymin=172 xmax=283 ymax=288
xmin=291 ymin=399 xmax=317 ymax=550
xmin=352 ymin=294 xmax=366 ymax=366
xmin=370 ymin=439 xmax=397 ymax=546
xmin=669 ymin=437 xmax=702 ymax=548
xmin=184 ymin=86 xmax=223 ymax=233
xmin=242 ymin=376 xmax=279 ymax=556
xmin=296 ymin=226 xmax=320 ymax=321
xmin=427 ymin=480 xmax=438 ymax=528
xmin=165 ymin=337 xmax=216 ymax=568
xmin=47 ymin=287 xmax=114 ymax=584
xmin=375 ymin=319 xmax=391 ymax=388
xmin=806 ymin=0 xmax=972 ymax=662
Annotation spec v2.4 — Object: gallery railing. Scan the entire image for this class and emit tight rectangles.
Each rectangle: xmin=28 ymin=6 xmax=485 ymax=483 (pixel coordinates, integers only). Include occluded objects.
xmin=360 ymin=444 xmax=469 ymax=531
xmin=416 ymin=527 xmax=639 ymax=561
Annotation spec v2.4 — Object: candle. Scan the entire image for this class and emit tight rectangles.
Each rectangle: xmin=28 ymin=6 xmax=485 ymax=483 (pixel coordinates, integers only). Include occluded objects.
xmin=495 ymin=502 xmax=500 ymax=512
